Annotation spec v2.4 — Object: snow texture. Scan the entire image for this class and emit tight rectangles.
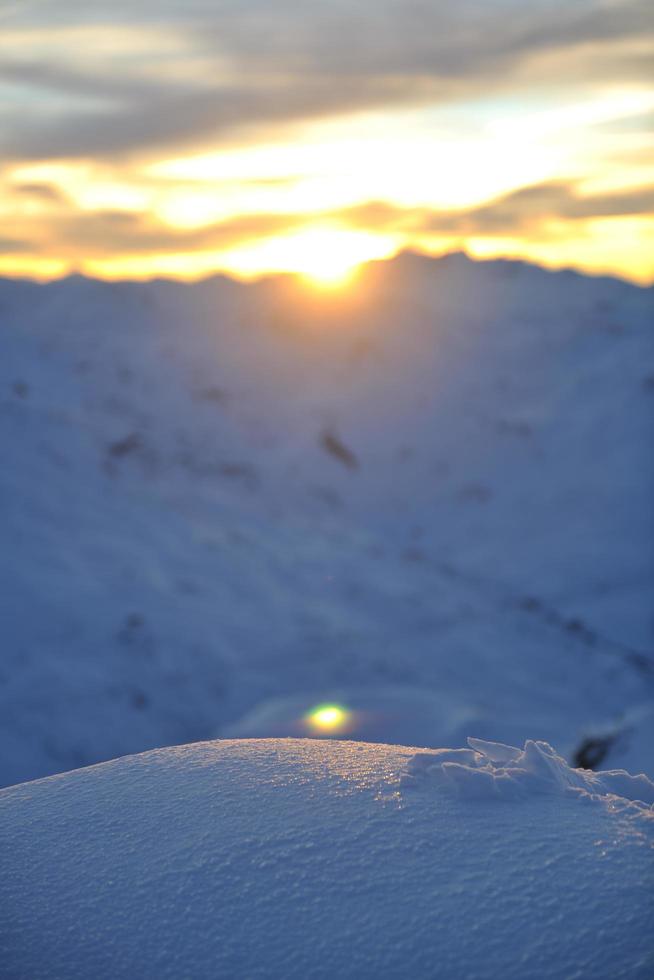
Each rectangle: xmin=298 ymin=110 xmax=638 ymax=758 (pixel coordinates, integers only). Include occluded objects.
xmin=404 ymin=736 xmax=654 ymax=805
xmin=0 ymin=738 xmax=652 ymax=980
xmin=0 ymin=253 xmax=652 ymax=787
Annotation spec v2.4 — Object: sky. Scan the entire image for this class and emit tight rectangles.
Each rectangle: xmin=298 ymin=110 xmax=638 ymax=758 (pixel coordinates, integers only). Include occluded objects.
xmin=1 ymin=0 xmax=653 ymax=284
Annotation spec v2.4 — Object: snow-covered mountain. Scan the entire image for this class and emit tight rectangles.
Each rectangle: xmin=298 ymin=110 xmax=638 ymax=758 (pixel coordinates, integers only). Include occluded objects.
xmin=1 ymin=252 xmax=652 ymax=786
xmin=1 ymin=737 xmax=653 ymax=979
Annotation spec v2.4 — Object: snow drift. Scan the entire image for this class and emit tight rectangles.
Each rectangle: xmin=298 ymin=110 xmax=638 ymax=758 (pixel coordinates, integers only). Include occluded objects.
xmin=1 ymin=737 xmax=652 ymax=979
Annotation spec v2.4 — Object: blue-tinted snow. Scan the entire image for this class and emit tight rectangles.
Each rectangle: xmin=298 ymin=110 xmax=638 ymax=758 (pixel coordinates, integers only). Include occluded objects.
xmin=0 ymin=738 xmax=652 ymax=979
xmin=0 ymin=253 xmax=652 ymax=786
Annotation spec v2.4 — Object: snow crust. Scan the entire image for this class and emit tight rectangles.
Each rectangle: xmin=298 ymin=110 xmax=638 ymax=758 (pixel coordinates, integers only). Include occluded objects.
xmin=405 ymin=736 xmax=654 ymax=805
xmin=1 ymin=738 xmax=652 ymax=980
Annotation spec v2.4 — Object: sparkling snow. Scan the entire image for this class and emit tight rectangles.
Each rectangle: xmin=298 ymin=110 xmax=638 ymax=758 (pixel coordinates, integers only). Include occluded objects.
xmin=1 ymin=738 xmax=652 ymax=979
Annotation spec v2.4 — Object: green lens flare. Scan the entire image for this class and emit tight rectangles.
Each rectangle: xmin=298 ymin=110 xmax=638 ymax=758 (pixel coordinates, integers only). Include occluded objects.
xmin=305 ymin=704 xmax=349 ymax=733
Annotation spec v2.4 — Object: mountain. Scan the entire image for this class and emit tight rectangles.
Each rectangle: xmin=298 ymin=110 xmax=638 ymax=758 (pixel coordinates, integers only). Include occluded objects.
xmin=1 ymin=252 xmax=652 ymax=787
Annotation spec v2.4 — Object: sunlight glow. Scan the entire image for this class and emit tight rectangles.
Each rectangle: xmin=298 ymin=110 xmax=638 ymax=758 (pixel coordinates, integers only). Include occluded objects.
xmin=221 ymin=228 xmax=398 ymax=285
xmin=2 ymin=5 xmax=653 ymax=285
xmin=305 ymin=704 xmax=351 ymax=734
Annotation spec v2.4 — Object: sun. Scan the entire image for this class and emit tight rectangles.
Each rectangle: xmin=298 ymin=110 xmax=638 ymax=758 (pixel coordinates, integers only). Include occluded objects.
xmin=298 ymin=252 xmax=359 ymax=287
xmin=289 ymin=229 xmax=394 ymax=286
xmin=221 ymin=227 xmax=398 ymax=286
xmin=281 ymin=229 xmax=376 ymax=286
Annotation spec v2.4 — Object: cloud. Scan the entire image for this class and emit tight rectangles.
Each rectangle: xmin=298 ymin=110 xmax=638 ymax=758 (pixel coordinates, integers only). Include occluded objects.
xmin=12 ymin=208 xmax=321 ymax=258
xmin=0 ymin=236 xmax=36 ymax=255
xmin=341 ymin=181 xmax=654 ymax=236
xmin=10 ymin=182 xmax=67 ymax=203
xmin=1 ymin=75 xmax=421 ymax=161
xmin=1 ymin=1 xmax=651 ymax=161
xmin=421 ymin=181 xmax=654 ymax=235
xmin=186 ymin=0 xmax=653 ymax=78
xmin=10 ymin=180 xmax=653 ymax=265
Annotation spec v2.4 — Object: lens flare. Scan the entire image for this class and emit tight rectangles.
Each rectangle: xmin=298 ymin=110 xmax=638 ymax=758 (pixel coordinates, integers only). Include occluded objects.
xmin=305 ymin=703 xmax=350 ymax=734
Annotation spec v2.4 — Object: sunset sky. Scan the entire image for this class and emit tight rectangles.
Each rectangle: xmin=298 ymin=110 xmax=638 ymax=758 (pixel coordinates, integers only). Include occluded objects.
xmin=1 ymin=0 xmax=653 ymax=283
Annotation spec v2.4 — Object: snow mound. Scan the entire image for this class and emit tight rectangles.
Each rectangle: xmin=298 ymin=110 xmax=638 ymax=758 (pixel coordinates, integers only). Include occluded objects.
xmin=1 ymin=738 xmax=652 ymax=979
xmin=403 ymin=737 xmax=654 ymax=808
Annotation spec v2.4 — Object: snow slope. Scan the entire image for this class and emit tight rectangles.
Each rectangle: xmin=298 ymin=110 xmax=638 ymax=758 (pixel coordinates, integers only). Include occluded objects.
xmin=1 ymin=738 xmax=653 ymax=979
xmin=1 ymin=253 xmax=652 ymax=786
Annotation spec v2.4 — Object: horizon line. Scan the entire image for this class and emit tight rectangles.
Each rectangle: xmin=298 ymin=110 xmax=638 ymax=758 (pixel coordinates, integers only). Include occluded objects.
xmin=1 ymin=248 xmax=651 ymax=291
